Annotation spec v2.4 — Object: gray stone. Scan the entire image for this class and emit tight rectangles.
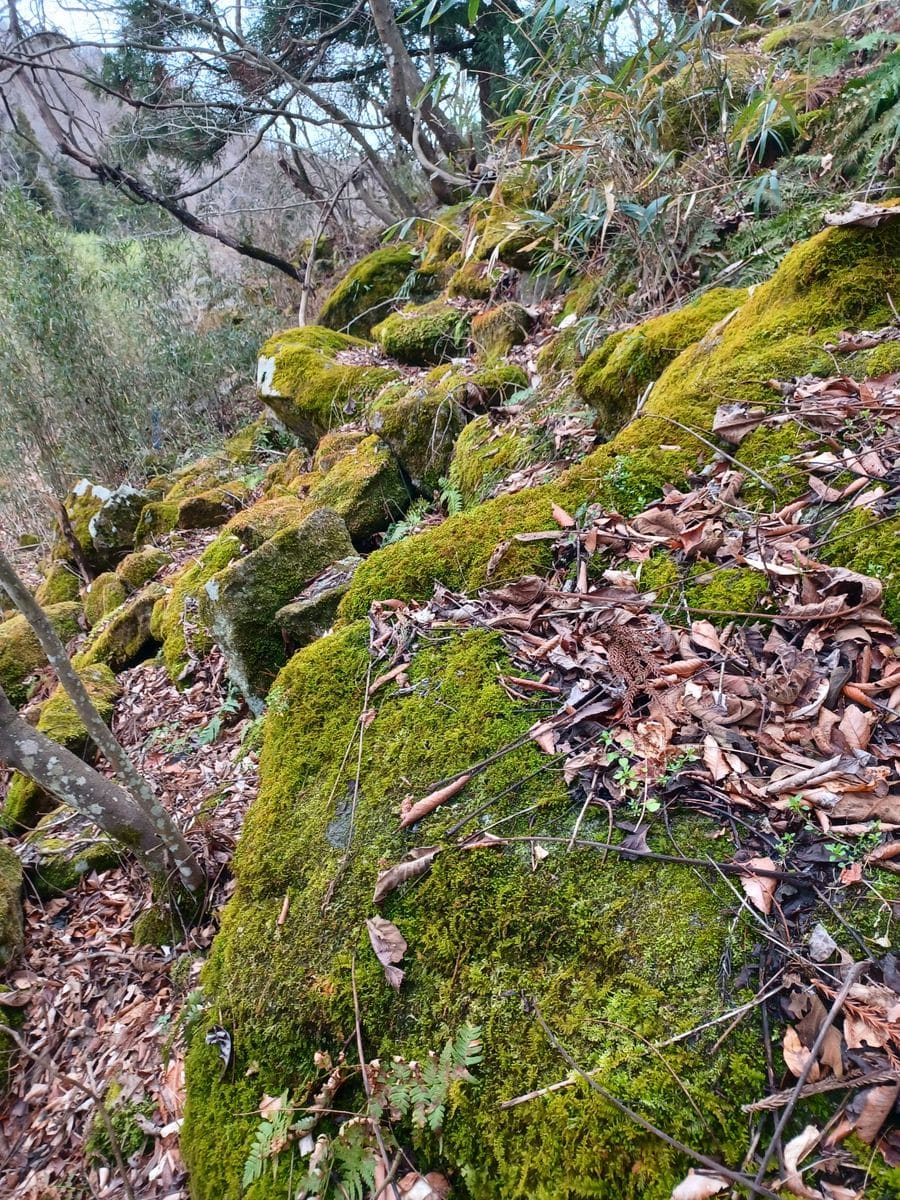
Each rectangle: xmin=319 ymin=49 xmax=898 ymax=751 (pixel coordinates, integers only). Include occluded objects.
xmin=275 ymin=556 xmax=362 ymax=649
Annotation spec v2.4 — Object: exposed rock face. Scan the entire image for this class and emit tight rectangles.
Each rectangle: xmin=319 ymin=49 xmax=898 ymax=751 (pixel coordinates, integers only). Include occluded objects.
xmin=88 ymin=485 xmax=149 ymax=560
xmin=274 ymin=556 xmax=361 ymax=650
xmin=203 ymin=508 xmax=356 ymax=706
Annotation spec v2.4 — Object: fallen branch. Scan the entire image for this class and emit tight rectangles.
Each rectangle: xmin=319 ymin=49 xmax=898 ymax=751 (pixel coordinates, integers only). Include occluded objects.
xmin=743 ymin=1066 xmax=900 ymax=1113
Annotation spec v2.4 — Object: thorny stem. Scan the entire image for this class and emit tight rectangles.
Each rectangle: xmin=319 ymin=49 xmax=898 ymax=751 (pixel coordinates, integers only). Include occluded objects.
xmin=0 ymin=1022 xmax=137 ymax=1200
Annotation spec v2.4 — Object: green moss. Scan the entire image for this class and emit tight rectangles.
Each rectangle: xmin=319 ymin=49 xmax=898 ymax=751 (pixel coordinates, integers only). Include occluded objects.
xmin=822 ymin=507 xmax=900 ymax=625
xmin=853 ymin=341 xmax=900 ymax=377
xmin=734 ymin=421 xmax=813 ymax=505
xmin=367 ymin=380 xmax=467 ymax=494
xmin=684 ymin=565 xmax=769 ymax=620
xmin=24 ymin=810 xmax=122 ymax=897
xmin=473 ymin=174 xmax=546 ymax=269
xmin=561 ymin=276 xmax=603 ymax=319
xmin=419 ymin=216 xmax=464 ymax=279
xmin=319 ymin=245 xmax=429 ymax=337
xmin=34 ymin=562 xmax=81 ymax=606
xmin=164 ymin=454 xmax=235 ymax=501
xmin=759 ymin=21 xmax=828 ymax=53
xmin=183 ymin=626 xmax=763 ymax=1200
xmin=3 ymin=665 xmax=120 ymax=829
xmin=132 ymin=904 xmax=178 ymax=946
xmin=340 ymin=219 xmax=900 ymax=618
xmin=116 ymin=547 xmax=172 ymax=589
xmin=224 ymin=495 xmax=309 ymax=552
xmin=312 ymin=429 xmax=367 ymax=473
xmin=134 ymin=500 xmax=179 ymax=542
xmin=83 ymin=572 xmax=128 ymax=628
xmin=258 ymin=326 xmax=397 ymax=447
xmin=373 ymin=301 xmax=471 ymax=367
xmin=535 ymin=327 xmax=585 ymax=380
xmin=0 ymin=602 xmax=82 ymax=708
xmin=152 ymin=534 xmax=242 ymax=682
xmin=74 ymin=583 xmax=165 ymax=673
xmin=51 ymin=483 xmax=105 ymax=570
xmin=85 ymin=1082 xmax=156 ymax=1164
xmin=0 ymin=844 xmax=23 ymax=969
xmin=447 ymin=260 xmax=505 ymax=300
xmin=575 ymin=288 xmax=748 ymax=436
xmin=471 ymin=303 xmax=531 ymax=357
xmin=449 ymin=416 xmax=536 ymax=505
xmin=307 ymin=434 xmax=411 ymax=544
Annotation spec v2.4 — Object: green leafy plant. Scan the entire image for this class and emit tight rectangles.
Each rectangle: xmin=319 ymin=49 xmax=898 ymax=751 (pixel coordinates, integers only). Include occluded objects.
xmin=242 ymin=1024 xmax=482 ymax=1196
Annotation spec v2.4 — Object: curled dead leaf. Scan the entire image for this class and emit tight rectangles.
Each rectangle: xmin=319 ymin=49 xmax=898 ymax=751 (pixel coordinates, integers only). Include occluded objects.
xmin=373 ymin=846 xmax=441 ymax=904
xmin=670 ymin=1172 xmax=728 ymax=1199
xmin=740 ymin=856 xmax=778 ymax=915
xmin=366 ymin=916 xmax=407 ymax=991
xmin=400 ymin=773 xmax=472 ymax=828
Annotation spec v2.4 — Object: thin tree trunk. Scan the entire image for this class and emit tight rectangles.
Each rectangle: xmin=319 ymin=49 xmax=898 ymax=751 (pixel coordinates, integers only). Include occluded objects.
xmin=0 ymin=550 xmax=204 ymax=895
xmin=0 ymin=685 xmax=199 ymax=891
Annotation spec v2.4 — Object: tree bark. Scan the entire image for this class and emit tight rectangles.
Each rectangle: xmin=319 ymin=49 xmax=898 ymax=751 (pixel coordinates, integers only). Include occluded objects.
xmin=0 ymin=550 xmax=205 ymax=896
xmin=0 ymin=685 xmax=200 ymax=891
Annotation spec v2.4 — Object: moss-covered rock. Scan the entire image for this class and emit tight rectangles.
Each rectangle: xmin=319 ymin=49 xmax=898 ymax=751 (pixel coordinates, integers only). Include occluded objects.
xmin=51 ymin=480 xmax=109 ymax=570
xmin=85 ymin=1081 xmax=156 ymax=1163
xmin=3 ymin=664 xmax=121 ymax=830
xmin=204 ymin=509 xmax=356 ymax=705
xmin=135 ymin=483 xmax=249 ymax=542
xmin=372 ymin=301 xmax=471 ymax=367
xmin=449 ymin=415 xmax=537 ymax=506
xmin=116 ymin=546 xmax=172 ymax=590
xmin=447 ymin=260 xmax=506 ymax=300
xmin=340 ymin=217 xmax=900 ymax=618
xmin=368 ymin=380 xmax=467 ymax=494
xmin=22 ymin=807 xmax=122 ymax=897
xmin=274 ymin=556 xmax=361 ymax=651
xmin=0 ymin=845 xmax=23 ymax=968
xmin=759 ymin=21 xmax=828 ymax=53
xmin=34 ymin=562 xmax=81 ymax=606
xmin=471 ymin=302 xmax=532 ymax=357
xmin=224 ymin=495 xmax=310 ymax=552
xmin=257 ymin=326 xmax=397 ymax=447
xmin=312 ymin=429 xmax=368 ymax=473
xmin=83 ymin=572 xmax=128 ymax=628
xmin=151 ymin=535 xmax=242 ymax=682
xmin=74 ymin=583 xmax=165 ymax=673
xmin=305 ymin=434 xmax=411 ymax=545
xmin=182 ymin=625 xmax=762 ymax=1200
xmin=0 ymin=602 xmax=82 ymax=708
xmin=575 ymin=288 xmax=748 ymax=436
xmin=319 ymin=245 xmax=428 ymax=337
xmin=88 ymin=485 xmax=149 ymax=560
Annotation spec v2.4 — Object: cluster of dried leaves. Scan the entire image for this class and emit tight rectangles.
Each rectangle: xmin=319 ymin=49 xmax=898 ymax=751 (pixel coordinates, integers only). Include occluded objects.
xmin=1 ymin=649 xmax=259 ymax=1200
xmin=363 ymin=372 xmax=900 ymax=1196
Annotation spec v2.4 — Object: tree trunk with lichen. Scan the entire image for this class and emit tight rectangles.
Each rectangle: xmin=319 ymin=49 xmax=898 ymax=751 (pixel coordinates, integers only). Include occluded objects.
xmin=0 ymin=550 xmax=205 ymax=899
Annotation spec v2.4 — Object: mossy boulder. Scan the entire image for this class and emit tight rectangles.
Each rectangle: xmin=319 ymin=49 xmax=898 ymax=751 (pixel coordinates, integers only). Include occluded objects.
xmin=304 ymin=434 xmax=411 ymax=545
xmin=759 ymin=21 xmax=828 ymax=53
xmin=368 ymin=381 xmax=467 ymax=494
xmin=312 ymin=429 xmax=368 ymax=473
xmin=182 ymin=625 xmax=762 ymax=1199
xmin=151 ymin=535 xmax=242 ymax=682
xmin=22 ymin=807 xmax=122 ymax=897
xmin=447 ymin=260 xmax=506 ymax=300
xmin=116 ymin=546 xmax=171 ymax=590
xmin=0 ymin=602 xmax=82 ymax=708
xmin=318 ymin=245 xmax=427 ymax=337
xmin=88 ymin=485 xmax=149 ymax=559
xmin=224 ymin=495 xmax=310 ymax=552
xmin=135 ymin=483 xmax=249 ymax=542
xmin=575 ymin=287 xmax=748 ymax=436
xmin=52 ymin=480 xmax=110 ymax=570
xmin=74 ymin=583 xmax=165 ymax=673
xmin=0 ymin=845 xmax=23 ymax=968
xmin=372 ymin=301 xmax=471 ymax=367
xmin=256 ymin=326 xmax=397 ymax=447
xmin=3 ymin=664 xmax=121 ymax=830
xmin=275 ymin=556 xmax=361 ymax=650
xmin=83 ymin=572 xmax=128 ymax=628
xmin=339 ymin=216 xmax=900 ymax=618
xmin=34 ymin=562 xmax=81 ymax=606
xmin=471 ymin=302 xmax=532 ymax=357
xmin=204 ymin=508 xmax=355 ymax=705
xmin=449 ymin=415 xmax=537 ymax=506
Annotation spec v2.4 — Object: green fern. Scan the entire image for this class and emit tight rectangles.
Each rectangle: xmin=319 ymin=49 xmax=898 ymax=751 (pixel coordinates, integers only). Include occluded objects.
xmin=830 ymin=50 xmax=900 ymax=180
